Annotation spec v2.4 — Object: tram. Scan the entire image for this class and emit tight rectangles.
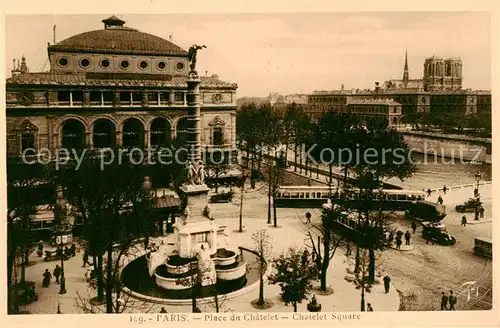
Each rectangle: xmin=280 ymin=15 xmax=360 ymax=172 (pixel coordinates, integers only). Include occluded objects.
xmin=275 ymin=185 xmax=426 ymax=210
xmin=27 ymin=205 xmax=84 ymax=242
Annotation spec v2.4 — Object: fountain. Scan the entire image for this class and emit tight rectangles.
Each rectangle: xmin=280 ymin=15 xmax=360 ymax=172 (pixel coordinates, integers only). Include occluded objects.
xmin=121 ymin=50 xmax=254 ymax=302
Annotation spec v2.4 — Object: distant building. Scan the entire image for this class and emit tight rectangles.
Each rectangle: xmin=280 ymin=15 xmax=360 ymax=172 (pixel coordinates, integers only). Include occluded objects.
xmin=347 ymin=98 xmax=402 ymax=127
xmin=307 ymin=52 xmax=489 ymax=121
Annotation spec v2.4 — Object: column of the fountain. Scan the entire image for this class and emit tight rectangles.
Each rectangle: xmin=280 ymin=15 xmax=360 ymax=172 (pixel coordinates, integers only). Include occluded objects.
xmin=186 ymin=73 xmax=202 ymax=163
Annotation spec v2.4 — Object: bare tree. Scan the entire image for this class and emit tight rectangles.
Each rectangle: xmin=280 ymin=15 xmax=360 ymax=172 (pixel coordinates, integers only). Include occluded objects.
xmin=306 ymin=205 xmax=344 ymax=293
xmin=344 ymin=248 xmax=372 ymax=311
xmin=251 ymin=229 xmax=273 ymax=308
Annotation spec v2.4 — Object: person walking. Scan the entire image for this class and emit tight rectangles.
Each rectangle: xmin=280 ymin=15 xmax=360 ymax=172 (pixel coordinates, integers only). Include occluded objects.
xmin=404 ymin=230 xmax=411 ymax=246
xmin=305 ymin=211 xmax=312 ymax=224
xmin=411 ymin=221 xmax=417 ymax=234
xmin=367 ymin=303 xmax=373 ymax=311
xmin=42 ymin=269 xmax=52 ymax=287
xmin=425 ymin=234 xmax=435 ymax=245
xmin=427 ymin=188 xmax=432 ymax=197
xmin=160 ymin=307 xmax=167 ymax=313
xmin=448 ymin=290 xmax=457 ymax=310
xmin=440 ymin=292 xmax=448 ymax=310
xmin=82 ymin=250 xmax=91 ymax=267
xmin=383 ymin=275 xmax=391 ymax=293
xmin=395 ymin=236 xmax=402 ymax=250
xmin=345 ymin=242 xmax=352 ymax=257
xmin=437 ymin=195 xmax=443 ymax=205
xmin=53 ymin=264 xmax=62 ymax=284
xmin=461 ymin=215 xmax=467 ymax=227
xmin=480 ymin=206 xmax=485 ymax=218
xmin=443 ymin=185 xmax=447 ymax=194
xmin=70 ymin=243 xmax=76 ymax=257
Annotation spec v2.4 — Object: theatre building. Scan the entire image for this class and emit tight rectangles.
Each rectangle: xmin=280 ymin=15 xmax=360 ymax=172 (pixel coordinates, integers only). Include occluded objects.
xmin=6 ymin=16 xmax=238 ymax=161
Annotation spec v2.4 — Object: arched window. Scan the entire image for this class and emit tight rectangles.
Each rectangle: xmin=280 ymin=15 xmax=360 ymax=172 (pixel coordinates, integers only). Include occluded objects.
xmin=150 ymin=117 xmax=171 ymax=147
xmin=93 ymin=119 xmax=115 ymax=148
xmin=62 ymin=119 xmax=86 ymax=151
xmin=175 ymin=117 xmax=190 ymax=146
xmin=122 ymin=118 xmax=145 ymax=148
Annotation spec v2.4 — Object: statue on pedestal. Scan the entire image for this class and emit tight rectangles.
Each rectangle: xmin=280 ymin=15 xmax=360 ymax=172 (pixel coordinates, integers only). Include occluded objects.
xmin=185 ymin=160 xmax=206 ymax=186
xmin=188 ymin=44 xmax=207 ymax=72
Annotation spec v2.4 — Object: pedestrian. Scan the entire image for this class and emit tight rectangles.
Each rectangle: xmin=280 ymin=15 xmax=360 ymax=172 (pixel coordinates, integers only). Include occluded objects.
xmin=82 ymin=250 xmax=91 ymax=267
xmin=85 ymin=268 xmax=92 ymax=282
xmin=42 ymin=269 xmax=52 ymax=287
xmin=37 ymin=240 xmax=44 ymax=251
xmin=383 ymin=275 xmax=391 ymax=293
xmin=411 ymin=221 xmax=417 ymax=234
xmin=396 ymin=237 xmax=402 ymax=250
xmin=64 ymin=246 xmax=71 ymax=259
xmin=53 ymin=264 xmax=62 ymax=284
xmin=437 ymin=195 xmax=443 ymax=205
xmin=443 ymin=185 xmax=447 ymax=194
xmin=70 ymin=243 xmax=76 ymax=257
xmin=425 ymin=234 xmax=435 ymax=245
xmin=440 ymin=292 xmax=448 ymax=310
xmin=345 ymin=242 xmax=352 ymax=257
xmin=388 ymin=232 xmax=394 ymax=245
xmin=404 ymin=230 xmax=411 ymax=246
xmin=448 ymin=290 xmax=456 ymax=310
xmin=461 ymin=215 xmax=467 ymax=227
xmin=305 ymin=211 xmax=312 ymax=224
xmin=480 ymin=206 xmax=484 ymax=218
xmin=427 ymin=188 xmax=432 ymax=197
xmin=367 ymin=303 xmax=373 ymax=311
xmin=160 ymin=307 xmax=167 ymax=313
xmin=474 ymin=188 xmax=479 ymax=197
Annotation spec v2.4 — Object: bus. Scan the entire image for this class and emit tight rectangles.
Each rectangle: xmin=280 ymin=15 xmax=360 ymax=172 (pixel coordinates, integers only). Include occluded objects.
xmin=473 ymin=237 xmax=492 ymax=259
xmin=275 ymin=185 xmax=426 ymax=210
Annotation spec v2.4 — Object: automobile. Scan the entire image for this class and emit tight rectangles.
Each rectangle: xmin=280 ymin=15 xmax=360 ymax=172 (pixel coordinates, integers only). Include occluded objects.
xmin=405 ymin=200 xmax=447 ymax=222
xmin=455 ymin=198 xmax=483 ymax=213
xmin=209 ymin=190 xmax=234 ymax=203
xmin=43 ymin=248 xmax=70 ymax=262
xmin=422 ymin=221 xmax=456 ymax=246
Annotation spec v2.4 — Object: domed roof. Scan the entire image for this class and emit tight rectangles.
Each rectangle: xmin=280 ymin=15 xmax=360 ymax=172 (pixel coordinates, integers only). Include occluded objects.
xmin=48 ymin=17 xmax=187 ymax=56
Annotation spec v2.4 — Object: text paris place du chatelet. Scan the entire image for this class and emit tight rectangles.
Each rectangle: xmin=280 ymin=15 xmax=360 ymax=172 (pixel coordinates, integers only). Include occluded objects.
xmin=131 ymin=313 xmax=362 ymax=324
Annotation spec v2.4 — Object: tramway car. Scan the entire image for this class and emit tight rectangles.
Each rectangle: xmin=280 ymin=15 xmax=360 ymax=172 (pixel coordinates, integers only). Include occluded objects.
xmin=275 ymin=185 xmax=426 ymax=210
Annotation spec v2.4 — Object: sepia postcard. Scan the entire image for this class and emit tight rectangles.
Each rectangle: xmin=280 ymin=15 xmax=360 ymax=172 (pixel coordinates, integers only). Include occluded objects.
xmin=1 ymin=1 xmax=498 ymax=327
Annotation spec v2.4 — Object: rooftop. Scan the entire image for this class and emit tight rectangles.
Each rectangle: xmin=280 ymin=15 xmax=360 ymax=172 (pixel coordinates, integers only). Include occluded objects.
xmin=6 ymin=72 xmax=238 ymax=89
xmin=47 ymin=16 xmax=187 ymax=56
xmin=348 ymin=98 xmax=401 ymax=106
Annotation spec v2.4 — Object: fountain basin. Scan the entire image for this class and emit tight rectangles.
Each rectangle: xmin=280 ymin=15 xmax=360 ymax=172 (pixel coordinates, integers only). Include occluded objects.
xmin=155 ymin=264 xmax=197 ymax=290
xmin=211 ymin=248 xmax=237 ymax=266
xmin=165 ymin=255 xmax=197 ymax=274
xmin=216 ymin=261 xmax=247 ymax=281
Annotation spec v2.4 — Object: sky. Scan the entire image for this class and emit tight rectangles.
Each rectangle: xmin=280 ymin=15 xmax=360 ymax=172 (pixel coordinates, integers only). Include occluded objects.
xmin=5 ymin=12 xmax=491 ymax=97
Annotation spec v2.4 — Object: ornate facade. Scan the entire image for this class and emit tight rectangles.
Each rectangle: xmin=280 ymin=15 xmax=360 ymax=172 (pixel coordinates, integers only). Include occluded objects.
xmin=6 ymin=16 xmax=238 ymax=157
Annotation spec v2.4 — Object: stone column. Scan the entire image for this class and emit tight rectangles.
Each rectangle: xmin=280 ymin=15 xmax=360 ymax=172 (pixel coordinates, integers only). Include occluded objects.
xmin=186 ymin=74 xmax=202 ymax=163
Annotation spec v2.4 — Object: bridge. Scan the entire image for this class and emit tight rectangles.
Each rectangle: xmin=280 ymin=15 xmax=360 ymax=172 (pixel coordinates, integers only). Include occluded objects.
xmin=426 ymin=181 xmax=492 ymax=205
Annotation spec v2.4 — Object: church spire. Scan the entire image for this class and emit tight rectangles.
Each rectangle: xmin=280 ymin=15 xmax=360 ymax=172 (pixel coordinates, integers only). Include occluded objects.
xmin=403 ymin=49 xmax=409 ymax=88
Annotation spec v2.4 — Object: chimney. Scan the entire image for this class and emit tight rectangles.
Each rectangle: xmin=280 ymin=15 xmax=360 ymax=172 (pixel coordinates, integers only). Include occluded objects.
xmin=341 ymin=84 xmax=344 ymax=91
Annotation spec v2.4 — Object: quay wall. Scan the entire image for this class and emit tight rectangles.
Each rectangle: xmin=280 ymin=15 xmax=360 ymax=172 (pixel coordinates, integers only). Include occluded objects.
xmin=402 ymin=132 xmax=492 ymax=164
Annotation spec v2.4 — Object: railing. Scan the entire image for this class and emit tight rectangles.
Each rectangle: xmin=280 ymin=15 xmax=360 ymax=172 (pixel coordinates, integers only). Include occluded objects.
xmin=429 ymin=181 xmax=492 ymax=194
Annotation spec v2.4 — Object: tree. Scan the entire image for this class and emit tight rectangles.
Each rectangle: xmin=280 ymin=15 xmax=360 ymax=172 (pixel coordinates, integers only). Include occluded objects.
xmin=7 ymin=157 xmax=48 ymax=313
xmin=205 ymin=149 xmax=231 ymax=193
xmin=307 ymin=204 xmax=345 ymax=292
xmin=268 ymin=247 xmax=317 ymax=312
xmin=251 ymin=229 xmax=273 ymax=308
xmin=344 ymin=248 xmax=372 ymax=311
xmin=265 ymin=158 xmax=285 ymax=227
xmin=50 ymin=148 xmax=157 ymax=312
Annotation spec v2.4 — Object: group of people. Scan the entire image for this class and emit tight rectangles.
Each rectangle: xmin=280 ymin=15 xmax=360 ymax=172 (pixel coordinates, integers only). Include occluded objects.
xmin=426 ymin=185 xmax=447 ymax=198
xmin=42 ymin=265 xmax=63 ymax=287
xmin=387 ymin=230 xmax=412 ymax=249
xmin=440 ymin=290 xmax=457 ymax=310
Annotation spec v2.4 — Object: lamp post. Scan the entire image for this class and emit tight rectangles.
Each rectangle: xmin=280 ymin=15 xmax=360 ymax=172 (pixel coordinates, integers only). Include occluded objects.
xmin=58 ymin=233 xmax=67 ymax=294
xmin=474 ymin=171 xmax=481 ymax=220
